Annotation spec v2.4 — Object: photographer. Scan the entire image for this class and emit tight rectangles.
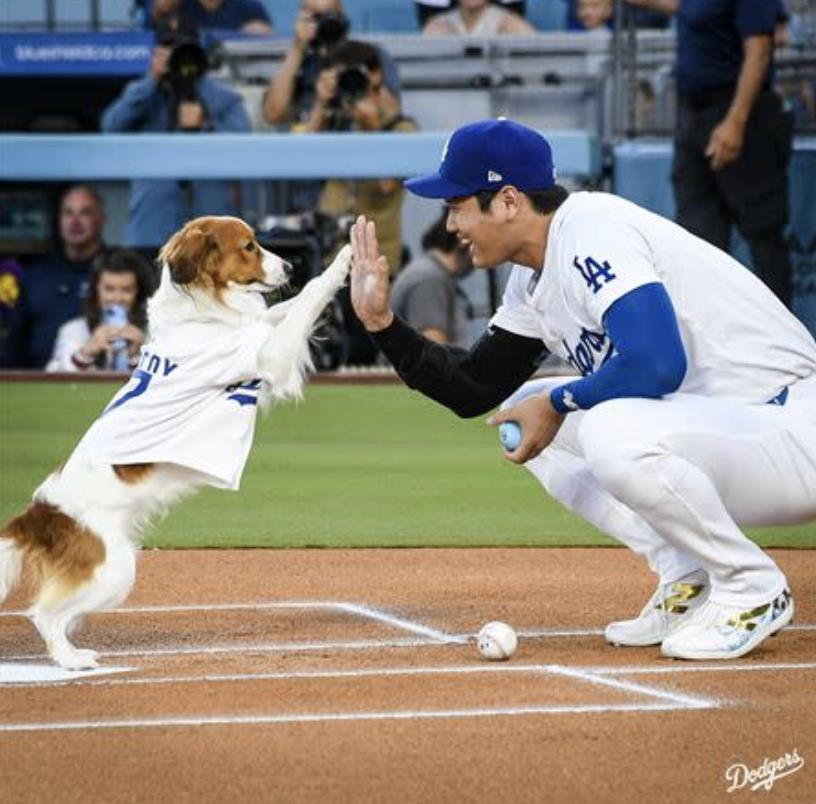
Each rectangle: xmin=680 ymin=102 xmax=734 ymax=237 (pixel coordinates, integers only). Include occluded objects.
xmin=315 ymin=40 xmax=417 ymax=273
xmin=100 ymin=23 xmax=251 ymax=250
xmin=261 ymin=0 xmax=401 ymax=212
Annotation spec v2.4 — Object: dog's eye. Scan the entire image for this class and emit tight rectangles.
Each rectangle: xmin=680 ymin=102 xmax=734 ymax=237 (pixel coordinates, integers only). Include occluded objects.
xmin=245 ymin=242 xmax=256 ymax=252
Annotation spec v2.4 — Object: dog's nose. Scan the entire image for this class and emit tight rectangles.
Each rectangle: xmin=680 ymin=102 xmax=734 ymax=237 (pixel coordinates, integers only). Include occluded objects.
xmin=282 ymin=260 xmax=294 ymax=278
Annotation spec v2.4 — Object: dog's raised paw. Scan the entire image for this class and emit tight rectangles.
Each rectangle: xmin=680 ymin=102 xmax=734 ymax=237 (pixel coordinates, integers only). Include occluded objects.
xmin=325 ymin=244 xmax=352 ymax=285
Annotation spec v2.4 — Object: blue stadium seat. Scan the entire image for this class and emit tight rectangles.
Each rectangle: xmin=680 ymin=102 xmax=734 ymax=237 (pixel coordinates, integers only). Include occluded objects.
xmin=267 ymin=0 xmax=419 ymax=37
xmin=526 ymin=0 xmax=568 ymax=31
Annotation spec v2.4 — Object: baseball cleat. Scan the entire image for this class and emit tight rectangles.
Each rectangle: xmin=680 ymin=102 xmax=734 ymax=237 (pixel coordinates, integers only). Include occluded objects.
xmin=660 ymin=588 xmax=794 ymax=660
xmin=604 ymin=569 xmax=709 ymax=647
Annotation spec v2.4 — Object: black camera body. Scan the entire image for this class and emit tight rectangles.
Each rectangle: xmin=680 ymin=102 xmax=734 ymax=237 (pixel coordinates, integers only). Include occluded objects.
xmin=154 ymin=16 xmax=209 ymax=102
xmin=311 ymin=12 xmax=350 ymax=50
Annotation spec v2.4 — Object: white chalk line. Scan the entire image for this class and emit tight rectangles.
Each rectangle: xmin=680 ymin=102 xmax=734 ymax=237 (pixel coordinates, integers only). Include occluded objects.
xmin=5 ymin=660 xmax=815 ymax=690
xmin=0 ymin=599 xmax=461 ymax=645
xmin=545 ymin=664 xmax=715 ymax=709
xmin=2 ymin=636 xmax=443 ymax=662
xmin=0 ymin=701 xmax=699 ymax=734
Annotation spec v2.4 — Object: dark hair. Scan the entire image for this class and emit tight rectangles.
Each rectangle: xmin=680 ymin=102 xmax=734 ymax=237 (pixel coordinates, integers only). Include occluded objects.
xmin=327 ymin=39 xmax=382 ymax=72
xmin=475 ymin=184 xmax=570 ymax=214
xmin=86 ymin=248 xmax=156 ymax=331
xmin=421 ymin=210 xmax=459 ymax=253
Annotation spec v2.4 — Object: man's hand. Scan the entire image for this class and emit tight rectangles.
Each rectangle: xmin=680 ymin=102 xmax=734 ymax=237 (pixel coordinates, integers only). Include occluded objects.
xmin=705 ymin=115 xmax=745 ymax=170
xmin=487 ymin=392 xmax=565 ymax=464
xmin=349 ymin=215 xmax=394 ymax=332
xmin=294 ymin=10 xmax=317 ymax=50
xmin=120 ymin=324 xmax=146 ymax=357
xmin=178 ymin=101 xmax=205 ymax=130
xmin=150 ymin=45 xmax=171 ymax=81
xmin=81 ymin=324 xmax=120 ymax=361
xmin=315 ymin=68 xmax=338 ymax=110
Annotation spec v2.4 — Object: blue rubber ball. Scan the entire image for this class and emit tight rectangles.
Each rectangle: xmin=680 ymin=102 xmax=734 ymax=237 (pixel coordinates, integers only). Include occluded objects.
xmin=499 ymin=421 xmax=522 ymax=451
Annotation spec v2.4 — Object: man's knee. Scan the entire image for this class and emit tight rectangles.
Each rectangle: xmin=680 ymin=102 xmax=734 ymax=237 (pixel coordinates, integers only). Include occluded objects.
xmin=578 ymin=401 xmax=668 ymax=504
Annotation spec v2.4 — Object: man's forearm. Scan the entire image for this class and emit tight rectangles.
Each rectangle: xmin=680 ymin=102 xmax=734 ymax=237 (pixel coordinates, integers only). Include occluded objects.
xmin=727 ymin=35 xmax=772 ymax=125
xmin=263 ymin=46 xmax=305 ymax=124
xmin=371 ymin=316 xmax=546 ymax=418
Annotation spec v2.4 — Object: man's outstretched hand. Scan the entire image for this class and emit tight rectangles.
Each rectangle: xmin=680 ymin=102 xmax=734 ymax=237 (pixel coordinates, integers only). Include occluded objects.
xmin=350 ymin=215 xmax=394 ymax=332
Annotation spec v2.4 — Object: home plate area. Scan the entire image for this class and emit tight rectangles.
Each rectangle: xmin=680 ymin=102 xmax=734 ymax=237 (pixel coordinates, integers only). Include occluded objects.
xmin=1 ymin=598 xmax=814 ymax=733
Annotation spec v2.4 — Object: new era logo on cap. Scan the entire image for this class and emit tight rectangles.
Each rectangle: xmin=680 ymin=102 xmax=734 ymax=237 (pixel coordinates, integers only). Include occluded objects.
xmin=405 ymin=118 xmax=557 ymax=200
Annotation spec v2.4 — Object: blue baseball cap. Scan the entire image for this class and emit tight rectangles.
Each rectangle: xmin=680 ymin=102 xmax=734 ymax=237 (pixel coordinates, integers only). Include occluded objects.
xmin=405 ymin=118 xmax=557 ymax=199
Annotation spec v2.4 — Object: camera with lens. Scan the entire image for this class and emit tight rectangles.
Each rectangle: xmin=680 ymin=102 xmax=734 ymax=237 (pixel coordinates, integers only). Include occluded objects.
xmin=310 ymin=11 xmax=350 ymax=51
xmin=154 ymin=16 xmax=209 ymax=103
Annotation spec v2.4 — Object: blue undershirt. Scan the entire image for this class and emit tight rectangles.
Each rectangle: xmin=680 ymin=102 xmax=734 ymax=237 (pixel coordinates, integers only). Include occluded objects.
xmin=550 ymin=282 xmax=687 ymax=414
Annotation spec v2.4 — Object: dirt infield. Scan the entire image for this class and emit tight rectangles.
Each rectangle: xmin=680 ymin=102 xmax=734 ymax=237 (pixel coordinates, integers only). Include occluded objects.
xmin=1 ymin=547 xmax=814 ymax=804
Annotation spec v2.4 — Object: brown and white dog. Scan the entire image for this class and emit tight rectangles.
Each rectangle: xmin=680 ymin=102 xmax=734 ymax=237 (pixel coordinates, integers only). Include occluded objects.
xmin=0 ymin=216 xmax=351 ymax=670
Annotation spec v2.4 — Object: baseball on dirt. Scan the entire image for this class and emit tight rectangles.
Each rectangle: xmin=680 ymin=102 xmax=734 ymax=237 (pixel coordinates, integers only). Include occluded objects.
xmin=477 ymin=621 xmax=518 ymax=661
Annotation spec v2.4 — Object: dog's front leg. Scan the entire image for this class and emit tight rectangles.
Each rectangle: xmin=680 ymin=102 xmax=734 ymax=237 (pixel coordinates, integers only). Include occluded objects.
xmin=258 ymin=245 xmax=352 ymax=398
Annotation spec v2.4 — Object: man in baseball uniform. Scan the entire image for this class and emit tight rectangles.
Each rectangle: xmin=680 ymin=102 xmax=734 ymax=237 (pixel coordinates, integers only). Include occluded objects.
xmin=349 ymin=118 xmax=816 ymax=660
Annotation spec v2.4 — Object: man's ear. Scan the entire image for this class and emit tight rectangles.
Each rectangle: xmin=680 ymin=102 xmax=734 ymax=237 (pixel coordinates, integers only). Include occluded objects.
xmin=498 ymin=185 xmax=523 ymax=219
xmin=160 ymin=226 xmax=216 ymax=285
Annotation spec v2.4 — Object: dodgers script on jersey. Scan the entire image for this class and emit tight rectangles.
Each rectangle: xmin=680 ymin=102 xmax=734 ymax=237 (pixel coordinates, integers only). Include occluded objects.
xmin=491 ymin=192 xmax=816 ymax=402
xmin=69 ymin=320 xmax=272 ymax=490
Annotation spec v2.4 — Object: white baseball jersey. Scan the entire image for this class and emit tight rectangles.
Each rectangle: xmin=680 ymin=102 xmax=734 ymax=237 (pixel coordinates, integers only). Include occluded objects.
xmin=491 ymin=191 xmax=816 ymax=404
xmin=70 ymin=319 xmax=271 ymax=490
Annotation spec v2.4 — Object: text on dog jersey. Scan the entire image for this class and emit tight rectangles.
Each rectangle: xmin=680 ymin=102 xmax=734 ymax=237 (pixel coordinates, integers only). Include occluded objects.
xmin=137 ymin=349 xmax=178 ymax=376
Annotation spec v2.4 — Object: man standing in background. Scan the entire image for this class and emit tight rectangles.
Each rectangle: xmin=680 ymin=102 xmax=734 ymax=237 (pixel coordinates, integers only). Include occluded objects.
xmin=627 ymin=0 xmax=794 ymax=307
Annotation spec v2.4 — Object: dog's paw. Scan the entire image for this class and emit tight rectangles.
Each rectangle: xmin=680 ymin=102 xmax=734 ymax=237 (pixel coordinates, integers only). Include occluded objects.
xmin=324 ymin=244 xmax=352 ymax=288
xmin=54 ymin=648 xmax=99 ymax=671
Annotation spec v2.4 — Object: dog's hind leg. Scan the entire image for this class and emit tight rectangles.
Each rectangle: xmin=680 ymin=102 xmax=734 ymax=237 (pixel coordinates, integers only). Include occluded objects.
xmin=31 ymin=537 xmax=136 ymax=670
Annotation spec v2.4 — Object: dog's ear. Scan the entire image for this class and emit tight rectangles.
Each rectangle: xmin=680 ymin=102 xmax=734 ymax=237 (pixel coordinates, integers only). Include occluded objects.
xmin=160 ymin=226 xmax=216 ymax=285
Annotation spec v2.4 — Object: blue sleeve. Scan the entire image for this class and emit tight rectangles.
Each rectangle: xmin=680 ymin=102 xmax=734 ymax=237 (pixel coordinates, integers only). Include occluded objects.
xmin=736 ymin=0 xmax=777 ymax=37
xmin=198 ymin=80 xmax=252 ymax=131
xmin=101 ymin=77 xmax=161 ymax=132
xmin=550 ymin=282 xmax=687 ymax=414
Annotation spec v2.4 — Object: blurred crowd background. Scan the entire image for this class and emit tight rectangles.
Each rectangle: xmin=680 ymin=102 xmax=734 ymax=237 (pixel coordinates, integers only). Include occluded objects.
xmin=1 ymin=0 xmax=814 ymax=372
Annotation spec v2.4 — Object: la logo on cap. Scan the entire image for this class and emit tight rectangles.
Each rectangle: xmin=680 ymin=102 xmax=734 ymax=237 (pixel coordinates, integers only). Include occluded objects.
xmin=488 ymin=170 xmax=503 ymax=182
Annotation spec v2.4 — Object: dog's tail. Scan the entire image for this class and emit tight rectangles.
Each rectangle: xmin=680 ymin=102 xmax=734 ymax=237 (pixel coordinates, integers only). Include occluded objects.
xmin=0 ymin=534 xmax=23 ymax=604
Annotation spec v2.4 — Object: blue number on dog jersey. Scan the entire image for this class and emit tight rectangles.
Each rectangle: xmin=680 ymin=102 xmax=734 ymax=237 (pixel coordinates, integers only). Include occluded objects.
xmin=574 ymin=256 xmax=616 ymax=294
xmin=103 ymin=369 xmax=153 ymax=414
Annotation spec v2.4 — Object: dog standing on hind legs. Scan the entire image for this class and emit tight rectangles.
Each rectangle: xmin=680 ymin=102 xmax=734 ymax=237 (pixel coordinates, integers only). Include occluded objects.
xmin=0 ymin=215 xmax=352 ymax=670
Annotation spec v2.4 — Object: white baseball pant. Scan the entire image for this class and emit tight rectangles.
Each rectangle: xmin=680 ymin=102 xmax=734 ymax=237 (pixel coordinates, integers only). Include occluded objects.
xmin=503 ymin=374 xmax=816 ymax=607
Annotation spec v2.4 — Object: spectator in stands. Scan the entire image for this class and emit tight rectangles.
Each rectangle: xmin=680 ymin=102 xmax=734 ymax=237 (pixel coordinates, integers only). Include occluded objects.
xmin=422 ymin=0 xmax=536 ymax=35
xmin=2 ymin=186 xmax=105 ymax=369
xmin=414 ymin=1 xmax=529 ymax=30
xmin=627 ymin=0 xmax=794 ymax=308
xmin=391 ymin=211 xmax=472 ymax=347
xmin=149 ymin=0 xmax=273 ymax=34
xmin=314 ymin=41 xmax=417 ymax=272
xmin=101 ymin=30 xmax=252 ymax=250
xmin=568 ymin=0 xmax=669 ymax=30
xmin=574 ymin=0 xmax=612 ymax=30
xmin=47 ymin=249 xmax=154 ymax=373
xmin=263 ymin=0 xmax=401 ymax=128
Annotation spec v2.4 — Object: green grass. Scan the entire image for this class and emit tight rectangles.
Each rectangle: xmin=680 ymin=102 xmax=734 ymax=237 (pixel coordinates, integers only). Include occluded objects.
xmin=1 ymin=381 xmax=814 ymax=549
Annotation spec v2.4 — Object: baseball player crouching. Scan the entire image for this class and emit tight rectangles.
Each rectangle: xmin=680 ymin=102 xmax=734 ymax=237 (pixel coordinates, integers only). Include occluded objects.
xmin=349 ymin=118 xmax=816 ymax=661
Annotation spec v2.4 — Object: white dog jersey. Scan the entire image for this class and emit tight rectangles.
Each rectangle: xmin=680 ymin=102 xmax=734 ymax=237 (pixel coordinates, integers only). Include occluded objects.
xmin=70 ymin=320 xmax=271 ymax=490
xmin=491 ymin=192 xmax=816 ymax=403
